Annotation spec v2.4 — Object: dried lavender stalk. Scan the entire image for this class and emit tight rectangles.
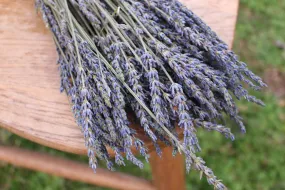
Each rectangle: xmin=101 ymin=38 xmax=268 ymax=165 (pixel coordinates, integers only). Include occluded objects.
xmin=36 ymin=0 xmax=266 ymax=189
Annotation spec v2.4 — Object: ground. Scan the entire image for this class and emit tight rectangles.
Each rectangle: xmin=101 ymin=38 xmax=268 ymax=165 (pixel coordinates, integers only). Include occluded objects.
xmin=1 ymin=0 xmax=285 ymax=189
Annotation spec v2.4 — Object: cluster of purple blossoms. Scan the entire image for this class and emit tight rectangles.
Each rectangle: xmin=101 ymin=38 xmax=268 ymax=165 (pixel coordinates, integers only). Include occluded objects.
xmin=37 ymin=0 xmax=266 ymax=189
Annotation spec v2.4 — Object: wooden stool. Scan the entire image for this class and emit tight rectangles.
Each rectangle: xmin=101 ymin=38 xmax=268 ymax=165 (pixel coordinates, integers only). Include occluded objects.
xmin=0 ymin=0 xmax=239 ymax=189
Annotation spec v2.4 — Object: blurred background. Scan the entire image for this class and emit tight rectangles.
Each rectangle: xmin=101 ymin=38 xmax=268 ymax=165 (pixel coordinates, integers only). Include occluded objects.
xmin=0 ymin=0 xmax=284 ymax=189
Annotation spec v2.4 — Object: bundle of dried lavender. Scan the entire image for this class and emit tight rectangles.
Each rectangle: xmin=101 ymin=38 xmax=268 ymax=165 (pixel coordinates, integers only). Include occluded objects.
xmin=36 ymin=0 xmax=266 ymax=189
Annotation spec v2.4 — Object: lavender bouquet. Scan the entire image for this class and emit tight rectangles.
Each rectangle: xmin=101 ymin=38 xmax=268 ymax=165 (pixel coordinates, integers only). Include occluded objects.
xmin=36 ymin=0 xmax=266 ymax=189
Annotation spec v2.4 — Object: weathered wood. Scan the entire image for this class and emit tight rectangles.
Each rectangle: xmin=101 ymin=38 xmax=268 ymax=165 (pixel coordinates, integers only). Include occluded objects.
xmin=0 ymin=145 xmax=155 ymax=190
xmin=150 ymin=147 xmax=186 ymax=190
xmin=0 ymin=0 xmax=239 ymax=155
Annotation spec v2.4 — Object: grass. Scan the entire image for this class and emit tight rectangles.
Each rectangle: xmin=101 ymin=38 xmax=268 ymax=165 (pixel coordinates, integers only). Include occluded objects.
xmin=1 ymin=0 xmax=285 ymax=189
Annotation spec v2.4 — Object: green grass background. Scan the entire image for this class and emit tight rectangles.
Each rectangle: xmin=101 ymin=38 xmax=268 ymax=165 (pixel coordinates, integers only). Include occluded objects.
xmin=1 ymin=0 xmax=285 ymax=189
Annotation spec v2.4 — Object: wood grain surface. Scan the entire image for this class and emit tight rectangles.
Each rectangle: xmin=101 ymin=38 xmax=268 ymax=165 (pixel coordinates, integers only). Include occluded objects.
xmin=0 ymin=0 xmax=239 ymax=155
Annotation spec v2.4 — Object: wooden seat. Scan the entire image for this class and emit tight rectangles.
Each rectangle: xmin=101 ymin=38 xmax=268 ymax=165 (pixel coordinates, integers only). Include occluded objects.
xmin=0 ymin=0 xmax=239 ymax=189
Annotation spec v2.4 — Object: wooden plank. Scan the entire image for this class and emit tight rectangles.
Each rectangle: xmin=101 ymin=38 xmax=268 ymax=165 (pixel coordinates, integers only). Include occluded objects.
xmin=150 ymin=147 xmax=186 ymax=190
xmin=0 ymin=145 xmax=155 ymax=190
xmin=0 ymin=0 xmax=239 ymax=155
